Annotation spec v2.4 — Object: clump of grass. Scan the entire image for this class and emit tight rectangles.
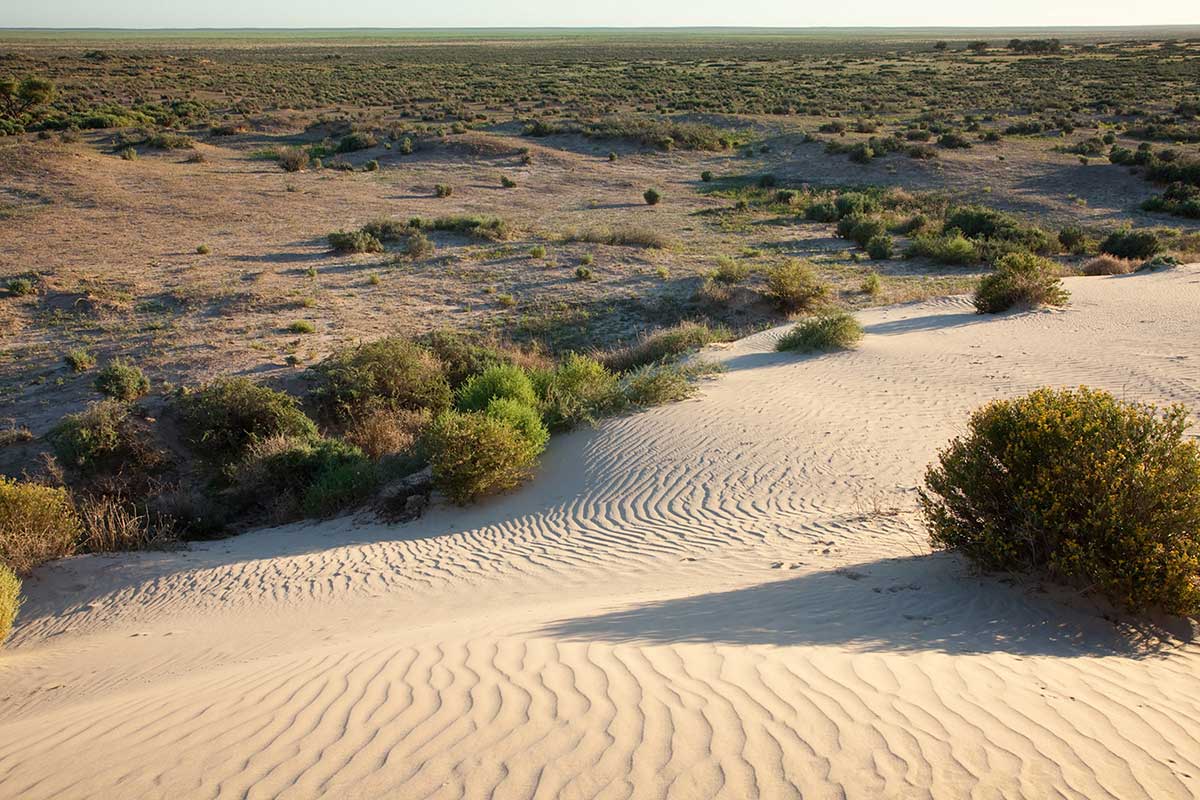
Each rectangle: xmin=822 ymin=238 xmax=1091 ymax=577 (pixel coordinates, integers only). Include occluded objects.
xmin=4 ymin=278 xmax=35 ymax=297
xmin=287 ymin=320 xmax=316 ymax=334
xmin=0 ymin=565 xmax=19 ymax=645
xmin=328 ymin=230 xmax=384 ymax=254
xmin=434 ymin=183 xmax=454 ymax=198
xmin=711 ymin=255 xmax=749 ymax=285
xmin=196 ymin=244 xmax=211 ymax=255
xmin=575 ymin=266 xmax=593 ymax=281
xmin=921 ymin=387 xmax=1200 ymax=614
xmin=94 ymin=358 xmax=150 ymax=401
xmin=619 ymin=363 xmax=698 ymax=406
xmin=278 ymin=147 xmax=309 ymax=172
xmin=500 ymin=175 xmax=517 ymax=188
xmin=535 ymin=354 xmax=620 ymax=431
xmin=905 ymin=233 xmax=979 ymax=265
xmin=406 ymin=231 xmax=435 ymax=259
xmin=1082 ymin=254 xmax=1135 ymax=276
xmin=643 ymin=187 xmax=662 ymax=205
xmin=529 ymin=244 xmax=547 ymax=259
xmin=973 ymin=252 xmax=1069 ymax=314
xmin=415 ymin=215 xmax=511 ymax=241
xmin=763 ymin=260 xmax=828 ymax=312
xmin=0 ymin=476 xmax=80 ymax=575
xmin=64 ymin=348 xmax=96 ymax=373
xmin=776 ymin=311 xmax=864 ymax=353
xmin=861 ymin=271 xmax=882 ymax=296
xmin=866 ymin=234 xmax=893 ymax=260
xmin=561 ymin=225 xmax=670 ymax=249
xmin=603 ymin=321 xmax=725 ymax=373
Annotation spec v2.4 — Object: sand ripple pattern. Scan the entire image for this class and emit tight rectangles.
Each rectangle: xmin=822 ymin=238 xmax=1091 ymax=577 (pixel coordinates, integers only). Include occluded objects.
xmin=3 ymin=269 xmax=1200 ymax=798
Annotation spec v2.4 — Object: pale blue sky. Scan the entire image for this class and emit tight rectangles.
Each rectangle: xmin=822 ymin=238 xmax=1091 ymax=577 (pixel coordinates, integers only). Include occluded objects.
xmin=1 ymin=0 xmax=1197 ymax=29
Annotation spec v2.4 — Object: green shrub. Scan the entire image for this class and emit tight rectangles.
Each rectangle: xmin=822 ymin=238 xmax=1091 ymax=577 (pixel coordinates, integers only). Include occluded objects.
xmin=434 ymin=183 xmax=454 ymax=198
xmin=776 ymin=311 xmax=864 ymax=353
xmin=94 ymin=359 xmax=150 ymax=401
xmin=0 ymin=477 xmax=80 ymax=575
xmin=424 ymin=410 xmax=542 ymax=503
xmin=575 ymin=266 xmax=593 ymax=281
xmin=485 ymin=397 xmax=550 ymax=452
xmin=764 ymin=259 xmax=828 ymax=312
xmin=406 ymin=231 xmax=435 ymax=259
xmin=310 ymin=337 xmax=451 ymax=423
xmin=501 ymin=175 xmax=517 ymax=188
xmin=862 ymin=271 xmax=882 ymax=296
xmin=0 ymin=565 xmax=19 ymax=644
xmin=328 ymin=230 xmax=384 ymax=254
xmin=361 ymin=218 xmax=410 ymax=242
xmin=48 ymin=399 xmax=137 ymax=472
xmin=866 ymin=234 xmax=894 ymax=260
xmin=536 ymin=354 xmax=619 ymax=431
xmin=1058 ymin=225 xmax=1086 ymax=252
xmin=603 ymin=321 xmax=722 ymax=372
xmin=337 ymin=131 xmax=378 ymax=153
xmin=973 ymin=252 xmax=1069 ymax=314
xmin=5 ymin=277 xmax=35 ymax=296
xmin=1100 ymin=229 xmax=1162 ymax=260
xmin=700 ymin=170 xmax=713 ymax=182
xmin=301 ymin=458 xmax=379 ymax=518
xmin=529 ymin=244 xmax=547 ymax=259
xmin=712 ymin=255 xmax=749 ymax=285
xmin=643 ymin=187 xmax=662 ymax=205
xmin=287 ymin=320 xmax=316 ymax=334
xmin=456 ymin=363 xmax=537 ymax=412
xmin=177 ymin=377 xmax=318 ymax=464
xmin=905 ymin=233 xmax=978 ymax=265
xmin=64 ymin=348 xmax=95 ymax=373
xmin=620 ymin=363 xmax=697 ymax=406
xmin=920 ymin=387 xmax=1200 ymax=614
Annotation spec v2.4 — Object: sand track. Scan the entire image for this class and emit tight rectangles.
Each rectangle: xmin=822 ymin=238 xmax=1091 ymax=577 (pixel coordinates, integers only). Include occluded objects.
xmin=2 ymin=268 xmax=1200 ymax=799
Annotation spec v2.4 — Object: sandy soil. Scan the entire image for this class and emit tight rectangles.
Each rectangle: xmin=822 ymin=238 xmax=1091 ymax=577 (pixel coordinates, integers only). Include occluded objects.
xmin=2 ymin=266 xmax=1199 ymax=798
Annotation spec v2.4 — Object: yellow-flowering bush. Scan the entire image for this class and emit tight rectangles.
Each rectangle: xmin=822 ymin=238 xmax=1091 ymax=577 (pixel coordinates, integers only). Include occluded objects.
xmin=920 ymin=387 xmax=1200 ymax=614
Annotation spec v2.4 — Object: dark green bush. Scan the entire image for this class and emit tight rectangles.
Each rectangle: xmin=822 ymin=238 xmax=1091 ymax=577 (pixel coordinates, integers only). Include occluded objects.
xmin=94 ymin=359 xmax=150 ymax=401
xmin=1100 ymin=229 xmax=1163 ymax=259
xmin=456 ymin=363 xmax=538 ymax=412
xmin=48 ymin=399 xmax=161 ymax=476
xmin=973 ymin=252 xmax=1068 ymax=314
xmin=337 ymin=131 xmax=378 ymax=153
xmin=423 ymin=410 xmax=542 ymax=503
xmin=644 ymin=187 xmax=662 ymax=205
xmin=776 ymin=311 xmax=864 ymax=353
xmin=920 ymin=387 xmax=1200 ymax=614
xmin=619 ymin=364 xmax=698 ymax=406
xmin=866 ymin=234 xmax=894 ymax=260
xmin=5 ymin=277 xmax=35 ymax=297
xmin=177 ymin=378 xmax=317 ymax=464
xmin=301 ymin=457 xmax=379 ymax=518
xmin=310 ymin=337 xmax=451 ymax=423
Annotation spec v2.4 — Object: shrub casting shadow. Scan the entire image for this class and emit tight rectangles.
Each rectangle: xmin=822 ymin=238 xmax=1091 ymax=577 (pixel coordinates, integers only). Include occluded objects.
xmin=539 ymin=553 xmax=1189 ymax=658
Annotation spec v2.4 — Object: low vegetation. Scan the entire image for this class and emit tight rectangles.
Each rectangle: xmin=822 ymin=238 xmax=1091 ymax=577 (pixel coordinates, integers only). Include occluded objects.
xmin=973 ymin=253 xmax=1068 ymax=314
xmin=921 ymin=387 xmax=1200 ymax=614
xmin=776 ymin=311 xmax=864 ymax=353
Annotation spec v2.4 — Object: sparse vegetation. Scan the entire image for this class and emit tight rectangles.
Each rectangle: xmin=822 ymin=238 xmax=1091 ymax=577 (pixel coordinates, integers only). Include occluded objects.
xmin=776 ymin=311 xmax=864 ymax=353
xmin=973 ymin=253 xmax=1068 ymax=314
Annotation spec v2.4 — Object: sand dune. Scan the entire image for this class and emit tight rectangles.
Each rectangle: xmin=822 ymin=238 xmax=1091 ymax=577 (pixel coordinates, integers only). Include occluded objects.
xmin=3 ymin=267 xmax=1200 ymax=799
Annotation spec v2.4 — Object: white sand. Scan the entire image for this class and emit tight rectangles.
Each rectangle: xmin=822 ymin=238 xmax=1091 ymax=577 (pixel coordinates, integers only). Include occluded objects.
xmin=3 ymin=267 xmax=1200 ymax=799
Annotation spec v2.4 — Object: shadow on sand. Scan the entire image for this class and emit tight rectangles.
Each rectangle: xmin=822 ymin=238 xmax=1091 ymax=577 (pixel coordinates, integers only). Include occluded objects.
xmin=539 ymin=553 xmax=1192 ymax=658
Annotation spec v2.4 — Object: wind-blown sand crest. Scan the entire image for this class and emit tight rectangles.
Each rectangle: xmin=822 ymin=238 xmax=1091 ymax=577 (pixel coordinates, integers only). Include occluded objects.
xmin=2 ymin=267 xmax=1199 ymax=799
